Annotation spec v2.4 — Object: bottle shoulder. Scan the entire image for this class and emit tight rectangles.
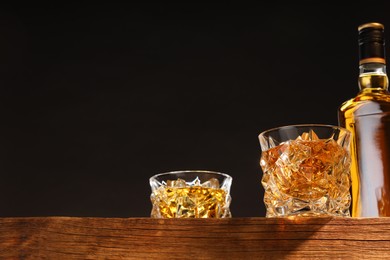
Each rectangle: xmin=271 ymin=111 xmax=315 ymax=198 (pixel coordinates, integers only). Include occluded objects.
xmin=339 ymin=90 xmax=390 ymax=117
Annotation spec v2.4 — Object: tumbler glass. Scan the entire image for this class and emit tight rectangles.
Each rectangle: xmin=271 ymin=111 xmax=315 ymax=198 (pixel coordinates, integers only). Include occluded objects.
xmin=150 ymin=170 xmax=233 ymax=218
xmin=259 ymin=124 xmax=351 ymax=217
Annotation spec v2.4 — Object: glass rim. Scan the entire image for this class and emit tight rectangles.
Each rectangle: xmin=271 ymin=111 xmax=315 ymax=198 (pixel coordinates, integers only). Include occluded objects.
xmin=149 ymin=169 xmax=233 ymax=182
xmin=258 ymin=123 xmax=350 ymax=138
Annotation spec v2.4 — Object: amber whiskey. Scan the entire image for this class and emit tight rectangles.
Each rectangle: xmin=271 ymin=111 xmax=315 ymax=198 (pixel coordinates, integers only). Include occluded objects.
xmin=260 ymin=132 xmax=351 ymax=217
xmin=151 ymin=184 xmax=230 ymax=218
xmin=338 ymin=22 xmax=390 ymax=217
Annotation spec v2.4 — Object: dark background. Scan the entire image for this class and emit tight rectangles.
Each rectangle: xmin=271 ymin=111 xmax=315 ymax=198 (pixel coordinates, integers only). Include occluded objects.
xmin=1 ymin=3 xmax=390 ymax=217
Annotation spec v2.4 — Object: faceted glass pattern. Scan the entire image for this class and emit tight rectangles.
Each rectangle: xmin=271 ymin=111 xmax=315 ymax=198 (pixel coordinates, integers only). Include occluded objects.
xmin=259 ymin=125 xmax=351 ymax=217
xmin=150 ymin=170 xmax=232 ymax=218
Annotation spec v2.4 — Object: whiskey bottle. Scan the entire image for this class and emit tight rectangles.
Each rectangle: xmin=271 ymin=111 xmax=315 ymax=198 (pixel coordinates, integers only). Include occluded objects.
xmin=338 ymin=22 xmax=390 ymax=217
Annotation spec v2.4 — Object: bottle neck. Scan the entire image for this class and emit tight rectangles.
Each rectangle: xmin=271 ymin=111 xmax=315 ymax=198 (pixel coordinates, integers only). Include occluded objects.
xmin=357 ymin=23 xmax=388 ymax=91
xmin=358 ymin=62 xmax=389 ymax=91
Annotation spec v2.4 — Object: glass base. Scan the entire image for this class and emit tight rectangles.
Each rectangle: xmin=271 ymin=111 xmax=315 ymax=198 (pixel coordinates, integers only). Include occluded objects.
xmin=264 ymin=196 xmax=351 ymax=218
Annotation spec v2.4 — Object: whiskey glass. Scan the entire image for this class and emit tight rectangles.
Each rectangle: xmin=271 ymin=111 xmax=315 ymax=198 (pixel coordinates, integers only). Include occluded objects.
xmin=150 ymin=170 xmax=232 ymax=218
xmin=259 ymin=124 xmax=351 ymax=217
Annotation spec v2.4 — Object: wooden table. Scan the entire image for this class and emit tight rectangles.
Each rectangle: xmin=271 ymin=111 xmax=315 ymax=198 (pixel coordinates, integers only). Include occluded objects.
xmin=1 ymin=217 xmax=389 ymax=259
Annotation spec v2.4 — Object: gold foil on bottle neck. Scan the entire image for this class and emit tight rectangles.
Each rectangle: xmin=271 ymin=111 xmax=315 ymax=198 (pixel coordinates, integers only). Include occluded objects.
xmin=359 ymin=57 xmax=386 ymax=65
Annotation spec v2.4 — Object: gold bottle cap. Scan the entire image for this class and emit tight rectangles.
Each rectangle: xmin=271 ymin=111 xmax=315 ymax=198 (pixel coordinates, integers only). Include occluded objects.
xmin=358 ymin=22 xmax=384 ymax=31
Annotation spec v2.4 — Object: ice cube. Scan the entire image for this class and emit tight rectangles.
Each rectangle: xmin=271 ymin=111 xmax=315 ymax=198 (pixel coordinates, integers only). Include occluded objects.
xmin=276 ymin=140 xmax=311 ymax=171
xmin=166 ymin=178 xmax=187 ymax=187
xmin=176 ymin=196 xmax=196 ymax=218
xmin=299 ymin=130 xmax=320 ymax=141
xmin=201 ymin=178 xmax=220 ymax=189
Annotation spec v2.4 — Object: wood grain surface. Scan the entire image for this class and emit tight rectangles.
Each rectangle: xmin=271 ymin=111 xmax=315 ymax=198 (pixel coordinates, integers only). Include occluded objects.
xmin=1 ymin=217 xmax=390 ymax=259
